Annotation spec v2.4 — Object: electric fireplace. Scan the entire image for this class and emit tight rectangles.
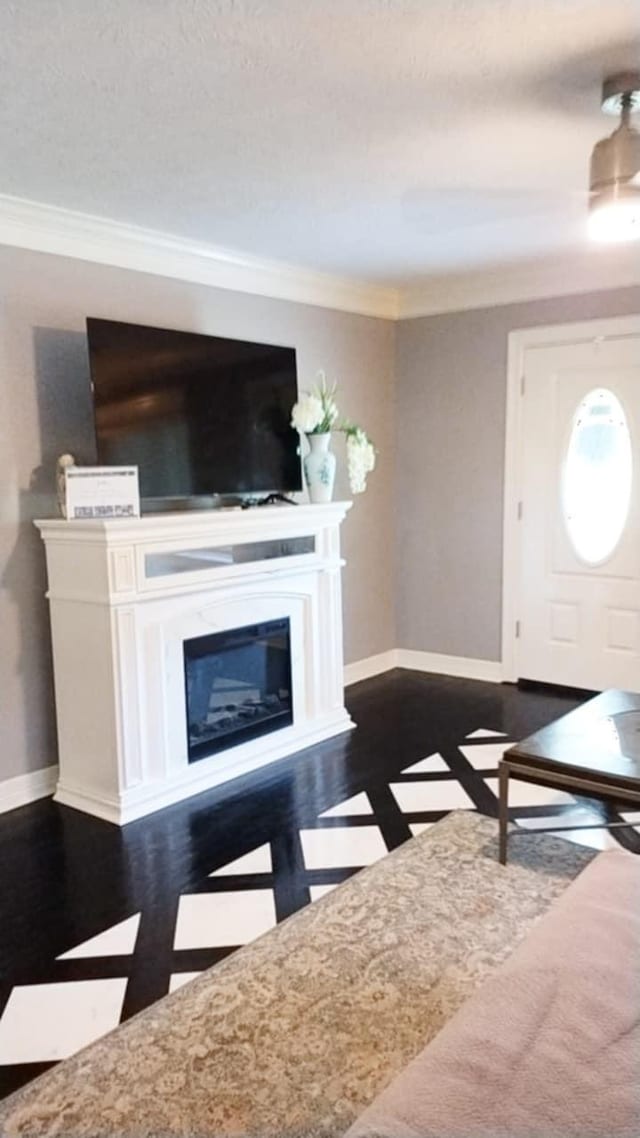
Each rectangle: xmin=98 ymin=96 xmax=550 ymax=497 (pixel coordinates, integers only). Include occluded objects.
xmin=183 ymin=618 xmax=293 ymax=762
xmin=36 ymin=502 xmax=352 ymax=824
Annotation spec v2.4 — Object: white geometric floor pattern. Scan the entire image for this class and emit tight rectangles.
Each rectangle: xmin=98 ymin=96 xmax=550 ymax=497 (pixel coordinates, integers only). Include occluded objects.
xmin=309 ymin=883 xmax=340 ymax=902
xmin=173 ymin=890 xmax=277 ymax=949
xmin=390 ymin=779 xmax=474 ymax=812
xmin=483 ymin=776 xmax=575 ymax=809
xmin=2 ymin=724 xmax=638 ymax=1081
xmin=466 ymin=728 xmax=507 ymax=739
xmin=209 ymin=843 xmax=272 ymax=876
xmin=400 ymin=753 xmax=450 ymax=774
xmin=169 ymin=972 xmax=202 ymax=994
xmin=299 ymin=825 xmax=388 ymax=869
xmin=57 ymin=913 xmax=141 ymax=960
xmin=0 ymin=979 xmax=128 ymax=1063
xmin=458 ymin=742 xmax=510 ymax=769
xmin=409 ymin=821 xmax=434 ymax=837
xmin=319 ymin=792 xmax=373 ymax=817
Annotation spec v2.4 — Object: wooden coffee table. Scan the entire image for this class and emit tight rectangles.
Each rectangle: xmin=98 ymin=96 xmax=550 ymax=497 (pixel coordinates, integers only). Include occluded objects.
xmin=499 ymin=689 xmax=640 ymax=864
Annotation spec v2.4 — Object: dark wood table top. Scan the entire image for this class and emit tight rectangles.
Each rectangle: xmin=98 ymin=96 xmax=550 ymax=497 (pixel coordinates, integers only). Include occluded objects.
xmin=503 ymin=689 xmax=640 ymax=791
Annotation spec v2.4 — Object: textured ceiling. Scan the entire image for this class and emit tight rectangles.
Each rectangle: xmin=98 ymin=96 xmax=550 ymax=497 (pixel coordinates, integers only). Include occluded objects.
xmin=1 ymin=0 xmax=639 ymax=284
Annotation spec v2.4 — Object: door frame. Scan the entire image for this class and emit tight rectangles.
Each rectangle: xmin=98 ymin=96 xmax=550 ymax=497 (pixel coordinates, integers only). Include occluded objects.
xmin=501 ymin=313 xmax=640 ymax=682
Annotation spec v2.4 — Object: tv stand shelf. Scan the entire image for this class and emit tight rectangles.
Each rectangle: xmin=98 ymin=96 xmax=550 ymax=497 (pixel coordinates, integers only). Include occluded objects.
xmin=35 ymin=502 xmax=353 ymax=824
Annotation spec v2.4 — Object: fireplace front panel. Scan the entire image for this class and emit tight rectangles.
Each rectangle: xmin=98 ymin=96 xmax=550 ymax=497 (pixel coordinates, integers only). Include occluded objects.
xmin=183 ymin=618 xmax=293 ymax=762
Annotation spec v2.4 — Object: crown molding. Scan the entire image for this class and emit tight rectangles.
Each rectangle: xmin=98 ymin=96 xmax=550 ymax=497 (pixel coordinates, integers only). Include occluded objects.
xmin=398 ymin=248 xmax=640 ymax=319
xmin=0 ymin=193 xmax=400 ymax=320
xmin=1 ymin=194 xmax=639 ymax=322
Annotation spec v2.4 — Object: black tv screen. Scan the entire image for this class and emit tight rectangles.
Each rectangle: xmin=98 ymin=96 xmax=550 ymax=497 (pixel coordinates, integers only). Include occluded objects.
xmin=87 ymin=318 xmax=302 ymax=501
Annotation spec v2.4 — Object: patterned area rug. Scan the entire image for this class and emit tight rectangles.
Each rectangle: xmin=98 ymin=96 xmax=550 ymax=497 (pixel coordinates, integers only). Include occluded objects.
xmin=0 ymin=811 xmax=593 ymax=1138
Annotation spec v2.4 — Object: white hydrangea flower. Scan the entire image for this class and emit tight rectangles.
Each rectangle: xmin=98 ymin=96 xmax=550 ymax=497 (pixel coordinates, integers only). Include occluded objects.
xmin=291 ymin=393 xmax=323 ymax=434
xmin=347 ymin=431 xmax=376 ymax=494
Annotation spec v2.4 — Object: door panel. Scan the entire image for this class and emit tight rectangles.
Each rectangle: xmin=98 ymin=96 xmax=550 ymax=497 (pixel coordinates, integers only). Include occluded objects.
xmin=517 ymin=337 xmax=640 ymax=691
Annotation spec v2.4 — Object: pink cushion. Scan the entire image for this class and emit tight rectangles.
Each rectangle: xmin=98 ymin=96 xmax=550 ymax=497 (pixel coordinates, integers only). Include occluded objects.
xmin=347 ymin=848 xmax=640 ymax=1138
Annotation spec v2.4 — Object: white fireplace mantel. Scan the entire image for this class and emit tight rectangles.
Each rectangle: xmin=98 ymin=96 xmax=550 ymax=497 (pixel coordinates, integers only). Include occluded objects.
xmin=35 ymin=502 xmax=353 ymax=825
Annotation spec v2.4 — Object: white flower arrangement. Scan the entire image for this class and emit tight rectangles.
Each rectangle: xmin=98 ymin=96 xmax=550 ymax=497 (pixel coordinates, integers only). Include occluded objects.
xmin=290 ymin=372 xmax=376 ymax=495
xmin=290 ymin=373 xmax=339 ymax=435
xmin=346 ymin=427 xmax=376 ymax=494
xmin=290 ymin=392 xmax=325 ymax=435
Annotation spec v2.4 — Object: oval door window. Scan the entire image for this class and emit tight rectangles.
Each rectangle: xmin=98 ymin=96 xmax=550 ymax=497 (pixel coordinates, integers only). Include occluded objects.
xmin=562 ymin=388 xmax=633 ymax=565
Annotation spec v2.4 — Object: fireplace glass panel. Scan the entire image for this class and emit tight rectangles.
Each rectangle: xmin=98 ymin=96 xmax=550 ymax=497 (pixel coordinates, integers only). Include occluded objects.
xmin=146 ymin=536 xmax=315 ymax=578
xmin=183 ymin=618 xmax=293 ymax=762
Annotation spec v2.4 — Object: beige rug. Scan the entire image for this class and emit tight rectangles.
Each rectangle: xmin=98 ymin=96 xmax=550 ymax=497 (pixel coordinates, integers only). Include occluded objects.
xmin=0 ymin=812 xmax=594 ymax=1138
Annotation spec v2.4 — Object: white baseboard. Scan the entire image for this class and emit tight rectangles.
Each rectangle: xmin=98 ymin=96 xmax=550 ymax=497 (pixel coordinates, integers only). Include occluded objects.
xmin=395 ymin=649 xmax=503 ymax=683
xmin=0 ymin=764 xmax=58 ymax=815
xmin=344 ymin=650 xmax=398 ymax=686
xmin=344 ymin=648 xmax=503 ymax=686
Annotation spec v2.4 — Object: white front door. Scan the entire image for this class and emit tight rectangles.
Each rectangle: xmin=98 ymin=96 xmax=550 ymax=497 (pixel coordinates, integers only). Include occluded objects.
xmin=516 ymin=334 xmax=640 ymax=691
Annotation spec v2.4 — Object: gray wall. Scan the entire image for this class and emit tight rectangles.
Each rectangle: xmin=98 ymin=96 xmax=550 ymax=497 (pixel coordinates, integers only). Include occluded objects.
xmin=0 ymin=246 xmax=396 ymax=780
xmin=4 ymin=240 xmax=639 ymax=787
xmin=395 ymin=285 xmax=640 ymax=662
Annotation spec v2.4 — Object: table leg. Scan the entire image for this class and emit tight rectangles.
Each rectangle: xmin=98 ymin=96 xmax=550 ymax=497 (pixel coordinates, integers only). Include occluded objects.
xmin=498 ymin=761 xmax=509 ymax=865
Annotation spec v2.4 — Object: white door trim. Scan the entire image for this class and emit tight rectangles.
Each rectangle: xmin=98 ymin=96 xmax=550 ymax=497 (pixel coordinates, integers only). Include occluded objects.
xmin=502 ymin=313 xmax=640 ymax=683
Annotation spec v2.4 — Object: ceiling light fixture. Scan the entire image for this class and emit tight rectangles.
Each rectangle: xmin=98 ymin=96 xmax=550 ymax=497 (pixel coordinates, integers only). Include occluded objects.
xmin=589 ymin=71 xmax=640 ymax=243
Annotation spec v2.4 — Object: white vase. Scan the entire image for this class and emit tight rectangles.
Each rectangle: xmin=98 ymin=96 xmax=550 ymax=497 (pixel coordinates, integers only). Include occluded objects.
xmin=303 ymin=433 xmax=336 ymax=503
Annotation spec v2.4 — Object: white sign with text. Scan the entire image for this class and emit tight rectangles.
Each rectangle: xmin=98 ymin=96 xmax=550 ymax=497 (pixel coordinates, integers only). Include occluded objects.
xmin=65 ymin=466 xmax=140 ymax=520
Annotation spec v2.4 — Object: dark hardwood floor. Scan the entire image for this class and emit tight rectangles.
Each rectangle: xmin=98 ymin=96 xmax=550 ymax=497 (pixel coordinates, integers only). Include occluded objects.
xmin=0 ymin=669 xmax=636 ymax=1098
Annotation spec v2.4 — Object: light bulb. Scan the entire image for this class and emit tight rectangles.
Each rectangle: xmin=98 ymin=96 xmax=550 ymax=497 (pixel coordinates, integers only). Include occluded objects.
xmin=588 ymin=76 xmax=640 ymax=244
xmin=588 ymin=197 xmax=640 ymax=242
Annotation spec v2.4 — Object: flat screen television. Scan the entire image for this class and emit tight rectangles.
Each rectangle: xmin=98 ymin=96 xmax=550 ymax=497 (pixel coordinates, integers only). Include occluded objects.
xmin=86 ymin=318 xmax=302 ymax=505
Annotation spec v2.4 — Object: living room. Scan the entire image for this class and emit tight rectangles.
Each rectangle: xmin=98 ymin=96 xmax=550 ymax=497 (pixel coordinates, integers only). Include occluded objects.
xmin=1 ymin=2 xmax=639 ymax=1133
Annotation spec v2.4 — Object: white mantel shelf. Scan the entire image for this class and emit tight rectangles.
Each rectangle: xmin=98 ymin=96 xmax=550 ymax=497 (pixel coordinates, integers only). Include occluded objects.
xmin=36 ymin=500 xmax=350 ymax=541
xmin=35 ymin=502 xmax=353 ymax=825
